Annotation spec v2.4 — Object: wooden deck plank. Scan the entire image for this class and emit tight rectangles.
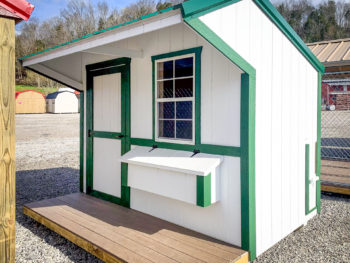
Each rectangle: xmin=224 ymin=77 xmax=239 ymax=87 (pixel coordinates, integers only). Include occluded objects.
xmin=321 ymin=159 xmax=350 ymax=195
xmin=45 ymin=198 xmax=178 ymax=263
xmin=58 ymin=194 xmax=234 ymax=263
xmin=24 ymin=193 xmax=248 ymax=263
xmin=61 ymin=193 xmax=245 ymax=258
xmin=23 ymin=205 xmax=149 ymax=263
xmin=55 ymin=196 xmax=203 ymax=263
xmin=321 ymin=184 xmax=350 ymax=195
xmin=65 ymin=193 xmax=245 ymax=256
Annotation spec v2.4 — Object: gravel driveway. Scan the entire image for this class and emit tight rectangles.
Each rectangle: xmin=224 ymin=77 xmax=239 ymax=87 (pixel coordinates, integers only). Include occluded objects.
xmin=16 ymin=114 xmax=350 ymax=263
xmin=16 ymin=114 xmax=101 ymax=263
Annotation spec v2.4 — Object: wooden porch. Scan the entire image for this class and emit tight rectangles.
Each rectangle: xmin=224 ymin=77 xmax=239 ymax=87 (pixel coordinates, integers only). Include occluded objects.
xmin=23 ymin=193 xmax=248 ymax=263
xmin=321 ymin=160 xmax=350 ymax=195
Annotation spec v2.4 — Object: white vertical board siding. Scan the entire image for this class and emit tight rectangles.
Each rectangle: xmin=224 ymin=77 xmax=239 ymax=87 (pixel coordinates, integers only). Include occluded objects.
xmin=93 ymin=73 xmax=121 ymax=132
xmin=93 ymin=138 xmax=122 ymax=198
xmin=200 ymin=0 xmax=319 ymax=256
xmin=130 ymin=155 xmax=242 ymax=246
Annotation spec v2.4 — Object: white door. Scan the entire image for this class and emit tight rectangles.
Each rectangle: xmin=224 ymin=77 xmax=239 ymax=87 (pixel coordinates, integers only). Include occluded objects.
xmin=85 ymin=58 xmax=131 ymax=205
xmin=93 ymin=73 xmax=122 ymax=198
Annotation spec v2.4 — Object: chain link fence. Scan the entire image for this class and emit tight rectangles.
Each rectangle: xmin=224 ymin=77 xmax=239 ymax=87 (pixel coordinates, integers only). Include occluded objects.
xmin=321 ymin=76 xmax=350 ymax=161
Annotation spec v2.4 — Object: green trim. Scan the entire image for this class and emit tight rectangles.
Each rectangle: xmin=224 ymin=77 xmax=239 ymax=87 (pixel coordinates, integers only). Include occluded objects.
xmin=305 ymin=144 xmax=310 ymax=214
xmin=182 ymin=0 xmax=241 ymax=20
xmin=305 ymin=144 xmax=317 ymax=215
xmin=80 ymin=92 xmax=84 ymax=193
xmin=151 ymin=47 xmax=202 ymax=146
xmin=89 ymin=190 xmax=125 ymax=206
xmin=316 ymin=72 xmax=322 ymax=214
xmin=86 ymin=57 xmax=131 ymax=208
xmin=130 ymin=138 xmax=241 ymax=157
xmin=185 ymin=17 xmax=256 ymax=261
xmin=19 ymin=5 xmax=181 ymax=61
xmin=253 ymin=0 xmax=324 ymax=73
xmin=91 ymin=131 xmax=124 ymax=139
xmin=196 ymin=174 xmax=211 ymax=207
xmin=240 ymin=73 xmax=256 ymax=260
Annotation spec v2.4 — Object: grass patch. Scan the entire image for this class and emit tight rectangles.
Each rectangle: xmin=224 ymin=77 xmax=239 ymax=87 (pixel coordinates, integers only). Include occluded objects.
xmin=16 ymin=85 xmax=58 ymax=96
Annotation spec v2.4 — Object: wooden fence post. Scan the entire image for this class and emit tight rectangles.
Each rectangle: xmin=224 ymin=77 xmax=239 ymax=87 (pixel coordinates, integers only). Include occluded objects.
xmin=0 ymin=17 xmax=16 ymax=263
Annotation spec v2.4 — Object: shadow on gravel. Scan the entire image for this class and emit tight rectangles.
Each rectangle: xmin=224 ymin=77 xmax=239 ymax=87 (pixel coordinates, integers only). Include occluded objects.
xmin=16 ymin=167 xmax=102 ymax=263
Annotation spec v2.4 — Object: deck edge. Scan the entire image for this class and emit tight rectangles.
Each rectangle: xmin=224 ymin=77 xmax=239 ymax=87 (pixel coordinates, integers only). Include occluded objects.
xmin=23 ymin=205 xmax=125 ymax=263
xmin=321 ymin=184 xmax=350 ymax=195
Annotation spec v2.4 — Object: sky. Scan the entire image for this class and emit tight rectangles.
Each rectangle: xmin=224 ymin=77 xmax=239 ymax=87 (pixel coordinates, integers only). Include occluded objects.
xmin=15 ymin=0 xmax=350 ymax=31
xmin=26 ymin=0 xmax=135 ymax=21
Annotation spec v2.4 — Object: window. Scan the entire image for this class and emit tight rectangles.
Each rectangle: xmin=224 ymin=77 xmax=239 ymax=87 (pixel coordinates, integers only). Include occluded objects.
xmin=155 ymin=54 xmax=195 ymax=144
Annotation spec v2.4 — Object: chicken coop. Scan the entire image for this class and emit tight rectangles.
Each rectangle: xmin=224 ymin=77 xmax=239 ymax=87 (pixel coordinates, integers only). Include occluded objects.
xmin=19 ymin=0 xmax=324 ymax=261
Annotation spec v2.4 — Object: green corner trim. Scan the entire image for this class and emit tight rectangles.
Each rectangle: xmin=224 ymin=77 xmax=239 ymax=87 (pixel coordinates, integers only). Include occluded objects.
xmin=86 ymin=57 xmax=131 ymax=208
xmin=151 ymin=47 xmax=202 ymax=146
xmin=316 ymin=72 xmax=322 ymax=214
xmin=253 ymin=0 xmax=324 ymax=73
xmin=197 ymin=174 xmax=211 ymax=207
xmin=186 ymin=17 xmax=257 ymax=260
xmin=240 ymin=73 xmax=256 ymax=261
xmin=80 ymin=92 xmax=84 ymax=193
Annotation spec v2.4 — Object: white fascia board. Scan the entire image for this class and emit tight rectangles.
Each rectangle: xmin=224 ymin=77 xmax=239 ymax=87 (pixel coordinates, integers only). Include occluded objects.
xmin=29 ymin=63 xmax=83 ymax=90
xmin=22 ymin=11 xmax=182 ymax=67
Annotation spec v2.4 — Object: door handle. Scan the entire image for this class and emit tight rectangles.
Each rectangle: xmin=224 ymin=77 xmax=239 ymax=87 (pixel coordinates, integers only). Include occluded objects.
xmin=118 ymin=134 xmax=125 ymax=138
xmin=88 ymin=130 xmax=93 ymax=137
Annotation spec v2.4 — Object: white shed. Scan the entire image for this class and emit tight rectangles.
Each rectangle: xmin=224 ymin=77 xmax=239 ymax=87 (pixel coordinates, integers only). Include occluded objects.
xmin=19 ymin=0 xmax=324 ymax=261
xmin=46 ymin=90 xmax=79 ymax=113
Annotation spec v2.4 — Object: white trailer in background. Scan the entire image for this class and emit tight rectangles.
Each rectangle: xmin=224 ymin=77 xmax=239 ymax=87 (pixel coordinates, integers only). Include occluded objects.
xmin=19 ymin=0 xmax=324 ymax=260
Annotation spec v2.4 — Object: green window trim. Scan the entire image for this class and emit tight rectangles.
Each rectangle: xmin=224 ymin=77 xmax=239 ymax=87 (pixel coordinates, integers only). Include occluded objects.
xmin=130 ymin=137 xmax=241 ymax=157
xmin=85 ymin=57 xmax=131 ymax=208
xmin=152 ymin=47 xmax=202 ymax=146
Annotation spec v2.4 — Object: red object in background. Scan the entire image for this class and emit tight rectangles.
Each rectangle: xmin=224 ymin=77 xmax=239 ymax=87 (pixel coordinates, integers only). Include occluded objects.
xmin=0 ymin=0 xmax=34 ymax=21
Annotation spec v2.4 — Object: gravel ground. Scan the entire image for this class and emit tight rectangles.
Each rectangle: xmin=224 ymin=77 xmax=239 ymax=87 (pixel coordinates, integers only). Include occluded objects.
xmin=16 ymin=114 xmax=350 ymax=263
xmin=253 ymin=194 xmax=350 ymax=263
xmin=16 ymin=114 xmax=101 ymax=263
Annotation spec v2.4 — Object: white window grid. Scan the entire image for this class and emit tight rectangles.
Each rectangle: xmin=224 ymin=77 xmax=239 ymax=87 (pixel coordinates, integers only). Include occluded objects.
xmin=155 ymin=53 xmax=195 ymax=145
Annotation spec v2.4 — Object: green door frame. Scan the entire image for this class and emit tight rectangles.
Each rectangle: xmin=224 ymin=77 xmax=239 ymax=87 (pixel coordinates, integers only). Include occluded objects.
xmin=85 ymin=57 xmax=131 ymax=208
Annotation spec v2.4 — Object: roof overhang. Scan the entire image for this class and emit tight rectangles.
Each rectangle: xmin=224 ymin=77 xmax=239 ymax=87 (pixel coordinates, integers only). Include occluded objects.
xmin=19 ymin=0 xmax=324 ymax=92
xmin=20 ymin=9 xmax=183 ymax=91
